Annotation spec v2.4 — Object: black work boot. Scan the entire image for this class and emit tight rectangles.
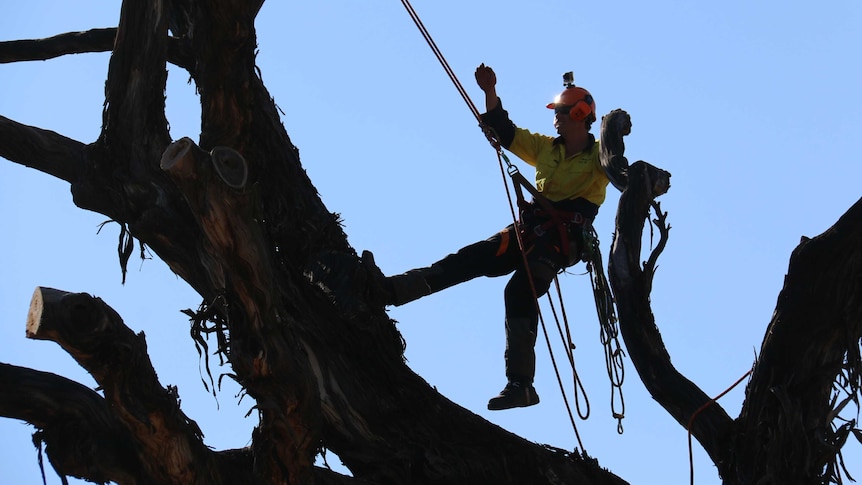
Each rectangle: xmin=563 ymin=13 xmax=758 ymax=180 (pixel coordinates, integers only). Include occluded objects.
xmin=487 ymin=381 xmax=540 ymax=411
xmin=360 ymin=250 xmax=394 ymax=306
xmin=361 ymin=250 xmax=433 ymax=306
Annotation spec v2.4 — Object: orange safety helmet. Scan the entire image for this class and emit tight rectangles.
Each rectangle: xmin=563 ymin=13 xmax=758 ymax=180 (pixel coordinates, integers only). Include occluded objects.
xmin=547 ymin=82 xmax=596 ymax=122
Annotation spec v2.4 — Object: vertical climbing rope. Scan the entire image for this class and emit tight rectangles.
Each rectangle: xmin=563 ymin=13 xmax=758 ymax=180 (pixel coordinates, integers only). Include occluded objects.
xmin=492 ymin=138 xmax=588 ymax=452
xmin=399 ymin=0 xmax=482 ymax=123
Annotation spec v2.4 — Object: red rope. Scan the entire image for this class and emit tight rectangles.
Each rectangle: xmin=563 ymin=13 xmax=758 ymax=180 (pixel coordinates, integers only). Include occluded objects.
xmin=687 ymin=368 xmax=753 ymax=484
xmin=399 ymin=0 xmax=482 ymax=123
xmin=494 ymin=150 xmax=587 ymax=452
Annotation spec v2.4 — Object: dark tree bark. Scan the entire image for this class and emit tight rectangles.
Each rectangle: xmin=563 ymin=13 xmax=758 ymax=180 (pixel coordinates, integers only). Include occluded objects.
xmin=729 ymin=200 xmax=862 ymax=483
xmin=1 ymin=2 xmax=859 ymax=485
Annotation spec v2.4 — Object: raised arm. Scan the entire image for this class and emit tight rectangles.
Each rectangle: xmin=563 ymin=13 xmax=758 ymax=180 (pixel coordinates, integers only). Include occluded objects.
xmin=474 ymin=63 xmax=499 ymax=112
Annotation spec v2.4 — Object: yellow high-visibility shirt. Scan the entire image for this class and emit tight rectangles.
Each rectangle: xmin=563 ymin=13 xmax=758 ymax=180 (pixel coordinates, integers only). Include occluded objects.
xmin=507 ymin=128 xmax=609 ymax=206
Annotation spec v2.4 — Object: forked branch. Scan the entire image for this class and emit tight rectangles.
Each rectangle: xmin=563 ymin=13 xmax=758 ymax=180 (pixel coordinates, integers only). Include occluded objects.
xmin=607 ymin=158 xmax=735 ymax=467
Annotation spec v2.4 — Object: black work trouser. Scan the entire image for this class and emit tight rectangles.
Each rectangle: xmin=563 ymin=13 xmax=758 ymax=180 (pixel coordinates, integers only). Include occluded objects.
xmin=420 ymin=219 xmax=583 ymax=384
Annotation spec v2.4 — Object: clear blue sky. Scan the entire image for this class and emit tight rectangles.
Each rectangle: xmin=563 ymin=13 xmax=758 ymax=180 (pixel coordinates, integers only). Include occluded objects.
xmin=2 ymin=1 xmax=860 ymax=484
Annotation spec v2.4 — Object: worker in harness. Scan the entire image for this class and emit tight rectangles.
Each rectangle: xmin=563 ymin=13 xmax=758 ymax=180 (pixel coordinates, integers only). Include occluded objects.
xmin=364 ymin=64 xmax=612 ymax=410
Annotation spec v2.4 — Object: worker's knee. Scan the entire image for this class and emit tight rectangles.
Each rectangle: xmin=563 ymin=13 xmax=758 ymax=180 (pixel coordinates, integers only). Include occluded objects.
xmin=527 ymin=260 xmax=558 ymax=290
xmin=503 ymin=260 xmax=558 ymax=308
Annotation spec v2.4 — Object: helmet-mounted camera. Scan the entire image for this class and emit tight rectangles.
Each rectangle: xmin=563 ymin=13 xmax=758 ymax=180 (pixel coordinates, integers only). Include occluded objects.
xmin=547 ymin=71 xmax=595 ymax=122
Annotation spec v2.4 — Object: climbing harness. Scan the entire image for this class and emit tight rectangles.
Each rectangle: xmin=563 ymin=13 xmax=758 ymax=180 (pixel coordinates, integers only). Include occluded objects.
xmin=507 ymin=167 xmax=585 ymax=263
xmin=399 ymin=0 xmax=626 ymax=449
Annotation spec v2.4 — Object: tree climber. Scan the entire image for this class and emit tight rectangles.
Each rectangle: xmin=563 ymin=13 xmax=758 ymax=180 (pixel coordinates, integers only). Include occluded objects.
xmin=365 ymin=63 xmax=619 ymax=411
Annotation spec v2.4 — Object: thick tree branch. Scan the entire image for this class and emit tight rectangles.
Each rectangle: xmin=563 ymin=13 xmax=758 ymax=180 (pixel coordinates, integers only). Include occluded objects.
xmin=26 ymin=286 xmax=222 ymax=484
xmin=0 ymin=115 xmax=85 ymax=182
xmin=299 ymin=251 xmax=629 ymax=484
xmin=0 ymin=362 xmax=378 ymax=485
xmin=160 ymin=133 xmax=322 ymax=484
xmin=98 ymin=1 xmax=170 ymax=170
xmin=600 ymin=109 xmax=632 ymax=192
xmin=0 ymin=363 xmax=147 ymax=484
xmin=0 ymin=28 xmax=194 ymax=70
xmin=159 ymin=139 xmax=269 ymax=304
xmin=174 ymin=1 xmax=339 ymax=481
xmin=608 ymin=160 xmax=735 ymax=466
xmin=731 ymin=197 xmax=862 ymax=483
xmin=602 ymin=113 xmax=737 ymax=462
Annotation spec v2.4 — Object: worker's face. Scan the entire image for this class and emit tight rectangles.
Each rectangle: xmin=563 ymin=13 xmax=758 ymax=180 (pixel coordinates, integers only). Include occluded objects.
xmin=553 ymin=106 xmax=588 ymax=138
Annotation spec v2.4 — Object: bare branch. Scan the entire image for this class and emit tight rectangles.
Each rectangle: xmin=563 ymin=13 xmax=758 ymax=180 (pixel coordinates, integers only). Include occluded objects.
xmin=0 ymin=28 xmax=194 ymax=70
xmin=0 ymin=114 xmax=85 ymax=182
xmin=0 ymin=362 xmax=147 ymax=484
xmin=608 ymin=161 xmax=735 ymax=467
xmin=643 ymin=201 xmax=670 ymax=295
xmin=0 ymin=28 xmax=115 ymax=63
xmin=600 ymin=109 xmax=633 ymax=192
